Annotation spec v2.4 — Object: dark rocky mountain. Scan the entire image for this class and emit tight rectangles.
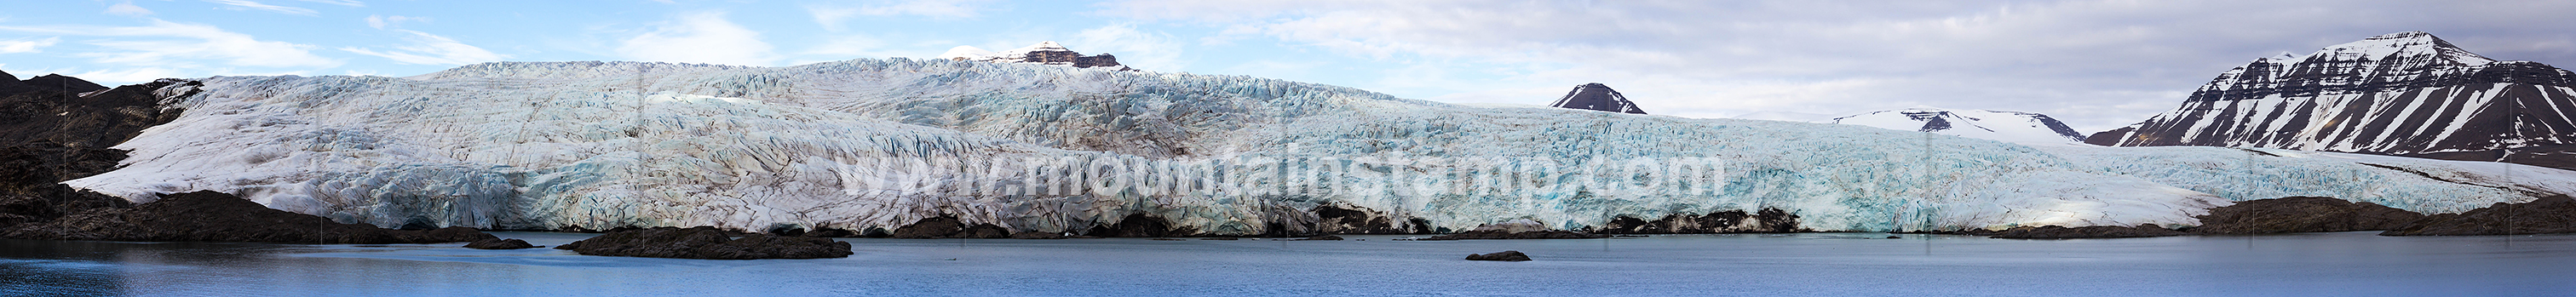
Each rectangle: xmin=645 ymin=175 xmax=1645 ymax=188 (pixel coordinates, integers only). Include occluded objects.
xmin=2088 ymin=31 xmax=2576 ymax=170
xmin=0 ymin=70 xmax=192 ymax=231
xmin=1550 ymin=83 xmax=1647 ymax=114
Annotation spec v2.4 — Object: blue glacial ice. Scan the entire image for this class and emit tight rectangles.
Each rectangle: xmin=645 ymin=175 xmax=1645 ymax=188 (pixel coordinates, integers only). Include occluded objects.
xmin=66 ymin=59 xmax=2576 ymax=234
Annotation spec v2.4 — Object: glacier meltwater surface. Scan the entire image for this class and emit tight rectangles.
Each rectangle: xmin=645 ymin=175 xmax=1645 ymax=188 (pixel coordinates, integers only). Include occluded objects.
xmin=65 ymin=59 xmax=2576 ymax=234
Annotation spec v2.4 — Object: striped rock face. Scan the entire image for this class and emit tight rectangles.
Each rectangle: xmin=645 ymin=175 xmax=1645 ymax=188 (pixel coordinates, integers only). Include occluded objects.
xmin=2089 ymin=31 xmax=2576 ymax=169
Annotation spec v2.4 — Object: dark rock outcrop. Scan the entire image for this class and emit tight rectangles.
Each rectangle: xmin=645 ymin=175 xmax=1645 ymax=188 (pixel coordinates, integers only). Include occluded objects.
xmin=2088 ymin=31 xmax=2576 ymax=171
xmin=1312 ymin=204 xmax=1433 ymax=234
xmin=1987 ymin=224 xmax=2187 ymax=239
xmin=1421 ymin=230 xmax=1609 ymax=240
xmin=553 ymin=226 xmax=852 ymax=260
xmin=1465 ymin=250 xmax=1532 ymax=261
xmin=0 ymin=186 xmax=129 ymax=230
xmin=889 ymin=216 xmax=1009 ymax=239
xmin=464 ymin=238 xmax=541 ymax=249
xmin=803 ymin=227 xmax=857 ymax=238
xmin=1300 ymin=235 xmax=1343 ymax=241
xmin=1596 ymin=208 xmax=1807 ymax=234
xmin=2381 ymin=195 xmax=2576 ymax=236
xmin=2194 ymin=197 xmax=2426 ymax=234
xmin=1085 ymin=213 xmax=1195 ymax=237
xmin=1549 ymin=83 xmax=1647 ymax=114
xmin=2 ymin=191 xmax=497 ymax=243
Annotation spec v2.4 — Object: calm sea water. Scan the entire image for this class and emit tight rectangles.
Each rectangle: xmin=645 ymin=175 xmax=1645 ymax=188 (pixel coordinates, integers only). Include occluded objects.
xmin=5 ymin=231 xmax=2574 ymax=296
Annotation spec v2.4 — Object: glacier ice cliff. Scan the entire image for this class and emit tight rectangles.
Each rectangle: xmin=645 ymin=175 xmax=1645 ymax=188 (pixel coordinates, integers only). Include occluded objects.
xmin=65 ymin=59 xmax=2576 ymax=234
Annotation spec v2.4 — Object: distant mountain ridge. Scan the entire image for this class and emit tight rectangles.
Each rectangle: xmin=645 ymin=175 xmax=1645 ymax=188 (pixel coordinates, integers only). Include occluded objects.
xmin=936 ymin=42 xmax=1133 ymax=71
xmin=2087 ymin=31 xmax=2576 ymax=170
xmin=1831 ymin=107 xmax=2088 ymax=144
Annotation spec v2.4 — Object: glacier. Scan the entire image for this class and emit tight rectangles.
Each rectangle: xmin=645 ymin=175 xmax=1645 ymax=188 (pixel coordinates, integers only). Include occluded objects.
xmin=65 ymin=59 xmax=2576 ymax=234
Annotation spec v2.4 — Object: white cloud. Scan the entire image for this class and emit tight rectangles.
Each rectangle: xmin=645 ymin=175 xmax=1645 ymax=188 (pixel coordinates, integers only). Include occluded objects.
xmin=0 ymin=20 xmax=341 ymax=68
xmin=800 ymin=34 xmax=920 ymax=60
xmin=1099 ymin=0 xmax=2576 ymax=133
xmin=809 ymin=0 xmax=993 ymax=30
xmin=294 ymin=0 xmax=364 ymax=7
xmin=1068 ymin=24 xmax=1186 ymax=71
xmin=203 ymin=0 xmax=319 ymax=16
xmin=0 ymin=37 xmax=59 ymax=54
xmin=365 ymin=14 xmax=428 ymax=29
xmin=618 ymin=12 xmax=779 ymax=66
xmin=106 ymin=2 xmax=154 ymax=16
xmin=342 ymin=30 xmax=506 ymax=66
xmin=65 ymin=67 xmax=187 ymax=84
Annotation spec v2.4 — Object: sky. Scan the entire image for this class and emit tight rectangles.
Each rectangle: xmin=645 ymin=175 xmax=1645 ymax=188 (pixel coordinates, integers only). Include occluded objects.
xmin=2 ymin=0 xmax=2573 ymax=134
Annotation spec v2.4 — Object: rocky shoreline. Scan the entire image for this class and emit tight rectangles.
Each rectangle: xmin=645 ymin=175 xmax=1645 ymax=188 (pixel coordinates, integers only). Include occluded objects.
xmin=2 ymin=191 xmax=497 ymax=244
xmin=553 ymin=226 xmax=852 ymax=260
xmin=1969 ymin=195 xmax=2576 ymax=239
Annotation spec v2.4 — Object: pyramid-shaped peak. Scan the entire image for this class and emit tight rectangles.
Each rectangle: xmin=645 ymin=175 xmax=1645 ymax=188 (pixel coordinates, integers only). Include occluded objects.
xmin=1550 ymin=83 xmax=1647 ymax=114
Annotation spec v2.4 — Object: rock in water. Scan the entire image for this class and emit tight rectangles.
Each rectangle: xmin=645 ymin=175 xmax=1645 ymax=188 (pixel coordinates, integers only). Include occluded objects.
xmin=464 ymin=238 xmax=541 ymax=249
xmin=2194 ymin=197 xmax=2425 ymax=234
xmin=1548 ymin=83 xmax=1647 ymax=114
xmin=1 ymin=191 xmax=496 ymax=243
xmin=553 ymin=226 xmax=853 ymax=260
xmin=2380 ymin=195 xmax=2576 ymax=236
xmin=1465 ymin=250 xmax=1532 ymax=261
xmin=1300 ymin=235 xmax=1343 ymax=241
xmin=1987 ymin=224 xmax=2186 ymax=239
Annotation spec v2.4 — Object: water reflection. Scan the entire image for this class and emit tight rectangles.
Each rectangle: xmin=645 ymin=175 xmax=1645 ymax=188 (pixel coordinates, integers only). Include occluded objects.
xmin=5 ymin=232 xmax=2575 ymax=296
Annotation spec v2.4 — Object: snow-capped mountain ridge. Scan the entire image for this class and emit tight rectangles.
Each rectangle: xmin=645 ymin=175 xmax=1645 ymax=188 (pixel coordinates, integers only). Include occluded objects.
xmin=2090 ymin=31 xmax=2576 ymax=170
xmin=2183 ymin=31 xmax=2552 ymax=103
xmin=1830 ymin=107 xmax=2088 ymax=144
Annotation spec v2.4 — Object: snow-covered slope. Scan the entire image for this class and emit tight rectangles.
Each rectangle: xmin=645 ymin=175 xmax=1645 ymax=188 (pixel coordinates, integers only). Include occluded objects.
xmin=1831 ymin=107 xmax=2089 ymax=144
xmin=66 ymin=59 xmax=2576 ymax=234
xmin=2089 ymin=31 xmax=2576 ymax=163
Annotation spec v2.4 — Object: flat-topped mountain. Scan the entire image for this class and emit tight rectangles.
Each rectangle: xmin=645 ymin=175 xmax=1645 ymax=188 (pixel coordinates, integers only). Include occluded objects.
xmin=936 ymin=42 xmax=1133 ymax=71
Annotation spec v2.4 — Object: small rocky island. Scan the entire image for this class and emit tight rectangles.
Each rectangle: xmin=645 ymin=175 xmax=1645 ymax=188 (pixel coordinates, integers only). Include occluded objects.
xmin=1465 ymin=250 xmax=1532 ymax=261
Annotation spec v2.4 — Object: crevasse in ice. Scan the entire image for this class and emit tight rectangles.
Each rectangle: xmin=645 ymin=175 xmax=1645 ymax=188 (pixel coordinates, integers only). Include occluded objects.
xmin=66 ymin=59 xmax=2576 ymax=233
